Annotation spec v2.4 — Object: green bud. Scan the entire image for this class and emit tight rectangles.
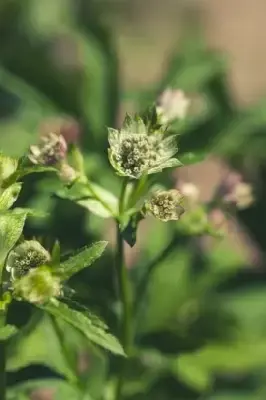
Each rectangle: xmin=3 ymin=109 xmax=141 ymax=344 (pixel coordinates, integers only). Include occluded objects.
xmin=6 ymin=240 xmax=51 ymax=280
xmin=178 ymin=206 xmax=209 ymax=235
xmin=29 ymin=132 xmax=67 ymax=166
xmin=13 ymin=266 xmax=61 ymax=304
xmin=145 ymin=189 xmax=185 ymax=221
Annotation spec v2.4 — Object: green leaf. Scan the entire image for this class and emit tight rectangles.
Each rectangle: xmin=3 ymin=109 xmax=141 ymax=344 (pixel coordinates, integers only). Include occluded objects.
xmin=58 ymin=241 xmax=108 ymax=281
xmin=122 ymin=213 xmax=144 ymax=247
xmin=7 ymin=379 xmax=80 ymax=400
xmin=0 ymin=325 xmax=18 ymax=341
xmin=179 ymin=152 xmax=206 ymax=166
xmin=5 ymin=166 xmax=57 ymax=186
xmin=172 ymin=354 xmax=212 ymax=392
xmin=0 ymin=154 xmax=18 ymax=183
xmin=51 ymin=240 xmax=61 ymax=266
xmin=7 ymin=313 xmax=76 ymax=381
xmin=41 ymin=299 xmax=125 ymax=356
xmin=0 ymin=208 xmax=29 ymax=270
xmin=57 ymin=181 xmax=118 ymax=218
xmin=0 ymin=183 xmax=22 ymax=210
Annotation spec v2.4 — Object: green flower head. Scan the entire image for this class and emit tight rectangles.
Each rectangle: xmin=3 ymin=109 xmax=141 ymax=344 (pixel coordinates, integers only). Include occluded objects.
xmin=6 ymin=240 xmax=51 ymax=280
xmin=108 ymin=114 xmax=182 ymax=179
xmin=145 ymin=189 xmax=185 ymax=222
xmin=13 ymin=266 xmax=61 ymax=304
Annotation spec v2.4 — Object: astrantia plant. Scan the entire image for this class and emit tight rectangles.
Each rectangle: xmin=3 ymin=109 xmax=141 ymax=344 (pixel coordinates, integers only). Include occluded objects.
xmin=0 ymin=91 xmax=254 ymax=400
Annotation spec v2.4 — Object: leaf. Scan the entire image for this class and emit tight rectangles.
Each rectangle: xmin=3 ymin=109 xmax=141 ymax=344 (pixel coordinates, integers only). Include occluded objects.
xmin=0 ymin=153 xmax=18 ymax=182
xmin=5 ymin=166 xmax=57 ymax=186
xmin=7 ymin=379 xmax=80 ymax=400
xmin=57 ymin=181 xmax=118 ymax=218
xmin=59 ymin=241 xmax=108 ymax=281
xmin=179 ymin=152 xmax=206 ymax=166
xmin=0 ymin=324 xmax=18 ymax=341
xmin=51 ymin=240 xmax=61 ymax=266
xmin=172 ymin=354 xmax=212 ymax=392
xmin=0 ymin=183 xmax=22 ymax=210
xmin=41 ymin=299 xmax=125 ymax=356
xmin=0 ymin=208 xmax=29 ymax=270
xmin=7 ymin=313 xmax=76 ymax=381
xmin=122 ymin=213 xmax=144 ymax=247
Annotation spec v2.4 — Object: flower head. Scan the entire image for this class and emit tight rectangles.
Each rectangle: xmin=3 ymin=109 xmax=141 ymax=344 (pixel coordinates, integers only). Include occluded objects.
xmin=156 ymin=89 xmax=190 ymax=125
xmin=13 ymin=266 xmax=61 ymax=304
xmin=144 ymin=189 xmax=185 ymax=221
xmin=225 ymin=182 xmax=254 ymax=210
xmin=108 ymin=115 xmax=181 ymax=179
xmin=6 ymin=240 xmax=51 ymax=280
xmin=29 ymin=132 xmax=67 ymax=166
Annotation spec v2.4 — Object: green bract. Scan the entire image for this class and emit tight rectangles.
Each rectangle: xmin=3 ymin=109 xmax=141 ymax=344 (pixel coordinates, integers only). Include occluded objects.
xmin=108 ymin=115 xmax=181 ymax=179
xmin=0 ymin=153 xmax=18 ymax=183
xmin=6 ymin=240 xmax=51 ymax=280
xmin=145 ymin=189 xmax=185 ymax=222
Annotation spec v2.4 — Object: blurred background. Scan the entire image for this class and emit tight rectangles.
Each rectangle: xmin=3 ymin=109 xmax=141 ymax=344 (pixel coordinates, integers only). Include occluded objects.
xmin=3 ymin=0 xmax=266 ymax=399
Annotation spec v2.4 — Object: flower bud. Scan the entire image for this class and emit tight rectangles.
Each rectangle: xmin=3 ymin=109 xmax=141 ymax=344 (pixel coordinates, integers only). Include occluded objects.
xmin=13 ymin=266 xmax=61 ymax=304
xmin=6 ymin=240 xmax=51 ymax=280
xmin=229 ymin=182 xmax=254 ymax=210
xmin=29 ymin=132 xmax=67 ymax=166
xmin=145 ymin=189 xmax=185 ymax=221
xmin=156 ymin=89 xmax=190 ymax=124
xmin=179 ymin=182 xmax=200 ymax=205
xmin=58 ymin=162 xmax=77 ymax=183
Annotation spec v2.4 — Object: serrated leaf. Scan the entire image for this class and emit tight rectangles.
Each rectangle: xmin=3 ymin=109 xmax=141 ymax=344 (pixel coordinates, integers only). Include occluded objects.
xmin=41 ymin=299 xmax=125 ymax=356
xmin=0 ymin=208 xmax=29 ymax=270
xmin=59 ymin=241 xmax=108 ymax=281
xmin=0 ymin=183 xmax=22 ymax=210
xmin=0 ymin=324 xmax=18 ymax=341
xmin=7 ymin=313 xmax=76 ymax=381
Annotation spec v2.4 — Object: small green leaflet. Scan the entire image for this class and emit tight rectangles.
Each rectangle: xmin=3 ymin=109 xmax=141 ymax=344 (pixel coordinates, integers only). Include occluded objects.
xmin=41 ymin=299 xmax=125 ymax=356
xmin=58 ymin=241 xmax=108 ymax=281
xmin=0 ymin=209 xmax=28 ymax=270
xmin=0 ymin=324 xmax=18 ymax=341
xmin=0 ymin=183 xmax=22 ymax=210
xmin=179 ymin=152 xmax=206 ymax=166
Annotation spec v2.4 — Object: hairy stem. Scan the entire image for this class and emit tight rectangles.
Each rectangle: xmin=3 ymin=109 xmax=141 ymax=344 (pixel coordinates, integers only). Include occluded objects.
xmin=115 ymin=180 xmax=132 ymax=400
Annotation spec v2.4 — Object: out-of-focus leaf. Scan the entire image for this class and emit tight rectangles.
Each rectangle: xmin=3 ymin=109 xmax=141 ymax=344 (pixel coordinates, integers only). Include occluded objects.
xmin=58 ymin=241 xmax=108 ymax=281
xmin=0 ymin=324 xmax=18 ymax=341
xmin=7 ymin=313 xmax=76 ymax=381
xmin=122 ymin=212 xmax=144 ymax=247
xmin=172 ymin=354 xmax=212 ymax=392
xmin=179 ymin=152 xmax=207 ymax=166
xmin=41 ymin=299 xmax=125 ymax=356
xmin=0 ymin=183 xmax=22 ymax=210
xmin=7 ymin=379 xmax=81 ymax=400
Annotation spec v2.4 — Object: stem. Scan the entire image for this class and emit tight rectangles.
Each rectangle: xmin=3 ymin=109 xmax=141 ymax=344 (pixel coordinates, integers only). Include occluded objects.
xmin=128 ymin=175 xmax=147 ymax=209
xmin=114 ymin=179 xmax=132 ymax=400
xmin=0 ymin=282 xmax=7 ymax=400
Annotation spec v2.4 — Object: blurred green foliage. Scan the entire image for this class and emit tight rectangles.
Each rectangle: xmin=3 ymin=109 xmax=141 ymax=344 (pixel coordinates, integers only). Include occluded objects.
xmin=1 ymin=0 xmax=266 ymax=399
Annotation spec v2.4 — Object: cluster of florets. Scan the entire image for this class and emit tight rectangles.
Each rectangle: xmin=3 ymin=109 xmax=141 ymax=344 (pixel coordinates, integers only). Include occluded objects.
xmin=29 ymin=132 xmax=67 ymax=166
xmin=145 ymin=189 xmax=185 ymax=222
xmin=13 ymin=266 xmax=61 ymax=304
xmin=108 ymin=115 xmax=181 ymax=179
xmin=6 ymin=240 xmax=51 ymax=280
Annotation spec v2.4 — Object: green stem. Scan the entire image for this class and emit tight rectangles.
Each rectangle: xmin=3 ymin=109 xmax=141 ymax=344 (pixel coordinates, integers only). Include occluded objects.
xmin=114 ymin=180 xmax=132 ymax=400
xmin=83 ymin=177 xmax=115 ymax=217
xmin=128 ymin=175 xmax=148 ymax=209
xmin=0 ymin=283 xmax=7 ymax=400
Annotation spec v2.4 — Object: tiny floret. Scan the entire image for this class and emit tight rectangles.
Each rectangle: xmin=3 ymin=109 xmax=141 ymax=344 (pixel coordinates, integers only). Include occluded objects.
xmin=108 ymin=115 xmax=181 ymax=179
xmin=29 ymin=132 xmax=67 ymax=166
xmin=6 ymin=240 xmax=51 ymax=280
xmin=145 ymin=189 xmax=185 ymax=221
